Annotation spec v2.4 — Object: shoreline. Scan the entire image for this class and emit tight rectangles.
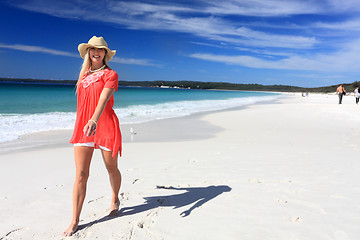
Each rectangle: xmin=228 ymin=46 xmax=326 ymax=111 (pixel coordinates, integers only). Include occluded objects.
xmin=0 ymin=94 xmax=287 ymax=155
xmin=0 ymin=113 xmax=222 ymax=155
xmin=0 ymin=89 xmax=282 ymax=146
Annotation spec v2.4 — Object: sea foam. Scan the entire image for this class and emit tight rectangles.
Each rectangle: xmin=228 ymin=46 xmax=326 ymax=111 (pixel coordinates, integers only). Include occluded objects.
xmin=0 ymin=95 xmax=281 ymax=143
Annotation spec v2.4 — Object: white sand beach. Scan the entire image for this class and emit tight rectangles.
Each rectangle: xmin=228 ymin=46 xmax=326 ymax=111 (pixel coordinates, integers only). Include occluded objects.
xmin=1 ymin=93 xmax=360 ymax=240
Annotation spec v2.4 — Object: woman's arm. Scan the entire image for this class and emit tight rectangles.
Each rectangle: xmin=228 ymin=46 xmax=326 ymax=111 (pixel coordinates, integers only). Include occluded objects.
xmin=83 ymin=88 xmax=116 ymax=136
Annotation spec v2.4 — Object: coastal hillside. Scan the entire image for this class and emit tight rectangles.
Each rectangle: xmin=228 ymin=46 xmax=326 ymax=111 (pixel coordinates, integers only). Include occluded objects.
xmin=1 ymin=78 xmax=359 ymax=93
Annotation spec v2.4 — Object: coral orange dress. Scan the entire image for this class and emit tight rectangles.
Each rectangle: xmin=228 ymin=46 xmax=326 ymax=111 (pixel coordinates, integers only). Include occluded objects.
xmin=70 ymin=68 xmax=122 ymax=158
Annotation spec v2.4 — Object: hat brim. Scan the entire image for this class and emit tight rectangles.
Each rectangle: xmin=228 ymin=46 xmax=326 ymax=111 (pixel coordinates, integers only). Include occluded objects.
xmin=78 ymin=43 xmax=116 ymax=62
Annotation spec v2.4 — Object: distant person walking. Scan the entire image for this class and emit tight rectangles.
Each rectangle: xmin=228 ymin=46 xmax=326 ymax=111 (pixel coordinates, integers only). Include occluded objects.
xmin=354 ymin=87 xmax=360 ymax=104
xmin=63 ymin=36 xmax=122 ymax=236
xmin=336 ymin=84 xmax=346 ymax=104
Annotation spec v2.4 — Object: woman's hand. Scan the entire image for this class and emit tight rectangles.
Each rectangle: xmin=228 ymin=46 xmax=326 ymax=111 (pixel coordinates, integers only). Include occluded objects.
xmin=83 ymin=120 xmax=97 ymax=136
xmin=84 ymin=88 xmax=115 ymax=137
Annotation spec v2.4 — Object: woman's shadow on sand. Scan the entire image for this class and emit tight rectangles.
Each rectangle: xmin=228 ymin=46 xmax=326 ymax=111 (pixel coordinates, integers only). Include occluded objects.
xmin=76 ymin=185 xmax=231 ymax=234
xmin=121 ymin=185 xmax=232 ymax=217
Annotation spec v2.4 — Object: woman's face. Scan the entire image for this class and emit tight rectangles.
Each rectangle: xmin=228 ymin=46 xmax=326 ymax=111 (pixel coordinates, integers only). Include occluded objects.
xmin=89 ymin=47 xmax=106 ymax=64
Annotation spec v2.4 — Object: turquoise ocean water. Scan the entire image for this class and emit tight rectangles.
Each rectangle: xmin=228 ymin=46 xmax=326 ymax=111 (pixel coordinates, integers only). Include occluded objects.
xmin=0 ymin=82 xmax=281 ymax=142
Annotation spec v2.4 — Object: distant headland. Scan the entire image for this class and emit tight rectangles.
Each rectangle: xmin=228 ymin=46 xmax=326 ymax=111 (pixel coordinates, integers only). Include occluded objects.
xmin=1 ymin=77 xmax=359 ymax=93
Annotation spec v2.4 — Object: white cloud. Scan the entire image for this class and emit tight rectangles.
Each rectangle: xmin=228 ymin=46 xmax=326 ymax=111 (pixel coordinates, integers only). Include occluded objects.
xmin=0 ymin=43 xmax=78 ymax=57
xmin=287 ymin=73 xmax=344 ymax=79
xmin=108 ymin=1 xmax=196 ymax=16
xmin=8 ymin=0 xmax=319 ymax=49
xmin=190 ymin=39 xmax=360 ymax=72
xmin=112 ymin=57 xmax=161 ymax=67
xmin=201 ymin=0 xmax=323 ymax=16
xmin=0 ymin=43 xmax=158 ymax=67
xmin=326 ymin=0 xmax=360 ymax=13
xmin=110 ymin=0 xmax=357 ymax=17
xmin=313 ymin=18 xmax=360 ymax=31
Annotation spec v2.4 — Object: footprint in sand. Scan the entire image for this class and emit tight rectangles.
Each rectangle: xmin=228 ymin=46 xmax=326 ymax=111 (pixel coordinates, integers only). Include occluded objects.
xmin=188 ymin=157 xmax=198 ymax=163
xmin=290 ymin=216 xmax=302 ymax=223
xmin=137 ymin=221 xmax=145 ymax=229
xmin=43 ymin=184 xmax=64 ymax=190
xmin=125 ymin=210 xmax=161 ymax=240
xmin=279 ymin=180 xmax=293 ymax=183
xmin=126 ymin=168 xmax=142 ymax=172
xmin=88 ymin=196 xmax=105 ymax=204
xmin=133 ymin=178 xmax=143 ymax=184
xmin=248 ymin=178 xmax=262 ymax=183
xmin=1 ymin=227 xmax=29 ymax=239
xmin=86 ymin=213 xmax=98 ymax=218
xmin=274 ymin=198 xmax=288 ymax=204
xmin=331 ymin=194 xmax=344 ymax=199
xmin=120 ymin=192 xmax=130 ymax=201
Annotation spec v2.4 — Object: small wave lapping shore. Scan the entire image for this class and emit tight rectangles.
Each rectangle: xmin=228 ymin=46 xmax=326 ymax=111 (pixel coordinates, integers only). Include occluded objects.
xmin=0 ymin=94 xmax=280 ymax=143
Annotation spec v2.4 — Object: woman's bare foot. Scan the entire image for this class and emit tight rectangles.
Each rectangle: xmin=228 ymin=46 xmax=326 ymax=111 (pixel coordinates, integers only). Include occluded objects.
xmin=62 ymin=221 xmax=79 ymax=237
xmin=109 ymin=201 xmax=120 ymax=217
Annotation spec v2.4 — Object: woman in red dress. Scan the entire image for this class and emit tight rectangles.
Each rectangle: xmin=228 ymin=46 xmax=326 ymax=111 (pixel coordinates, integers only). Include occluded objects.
xmin=63 ymin=36 xmax=122 ymax=236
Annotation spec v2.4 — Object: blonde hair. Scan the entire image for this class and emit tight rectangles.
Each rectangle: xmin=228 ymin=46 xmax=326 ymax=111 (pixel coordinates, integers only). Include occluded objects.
xmin=76 ymin=48 xmax=110 ymax=90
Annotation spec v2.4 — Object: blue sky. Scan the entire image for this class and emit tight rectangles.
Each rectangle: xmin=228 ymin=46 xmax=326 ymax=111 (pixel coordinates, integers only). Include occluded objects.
xmin=1 ymin=0 xmax=360 ymax=87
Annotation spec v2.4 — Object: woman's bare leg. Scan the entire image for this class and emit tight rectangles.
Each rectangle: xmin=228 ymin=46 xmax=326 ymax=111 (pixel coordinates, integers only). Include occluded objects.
xmin=101 ymin=150 xmax=121 ymax=216
xmin=63 ymin=146 xmax=94 ymax=236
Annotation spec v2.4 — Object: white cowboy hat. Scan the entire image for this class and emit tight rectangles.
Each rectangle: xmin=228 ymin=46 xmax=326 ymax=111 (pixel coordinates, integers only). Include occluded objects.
xmin=78 ymin=36 xmax=116 ymax=61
